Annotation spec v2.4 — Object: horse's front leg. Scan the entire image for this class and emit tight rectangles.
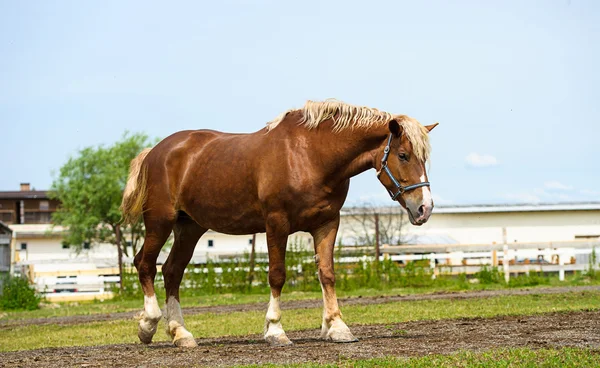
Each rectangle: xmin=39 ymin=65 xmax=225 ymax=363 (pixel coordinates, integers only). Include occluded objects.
xmin=263 ymin=213 xmax=293 ymax=346
xmin=311 ymin=217 xmax=358 ymax=342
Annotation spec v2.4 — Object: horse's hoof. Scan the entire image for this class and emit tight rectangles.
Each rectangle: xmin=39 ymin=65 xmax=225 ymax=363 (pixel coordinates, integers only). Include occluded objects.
xmin=326 ymin=329 xmax=359 ymax=343
xmin=265 ymin=333 xmax=293 ymax=346
xmin=138 ymin=327 xmax=154 ymax=345
xmin=174 ymin=337 xmax=198 ymax=348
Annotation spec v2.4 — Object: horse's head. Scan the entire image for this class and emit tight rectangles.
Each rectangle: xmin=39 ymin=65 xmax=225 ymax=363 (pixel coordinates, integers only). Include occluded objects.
xmin=376 ymin=118 xmax=438 ymax=226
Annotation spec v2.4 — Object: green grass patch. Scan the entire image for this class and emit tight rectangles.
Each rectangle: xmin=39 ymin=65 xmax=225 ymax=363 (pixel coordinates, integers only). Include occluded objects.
xmin=237 ymin=347 xmax=600 ymax=367
xmin=0 ymin=291 xmax=598 ymax=352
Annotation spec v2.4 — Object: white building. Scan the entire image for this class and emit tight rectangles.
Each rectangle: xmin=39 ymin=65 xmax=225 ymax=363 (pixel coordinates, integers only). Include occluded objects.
xmin=339 ymin=202 xmax=600 ymax=247
xmin=10 ymin=202 xmax=600 ymax=269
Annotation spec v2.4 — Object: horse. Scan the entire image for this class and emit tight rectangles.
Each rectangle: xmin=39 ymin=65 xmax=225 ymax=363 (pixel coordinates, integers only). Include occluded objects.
xmin=120 ymin=99 xmax=438 ymax=347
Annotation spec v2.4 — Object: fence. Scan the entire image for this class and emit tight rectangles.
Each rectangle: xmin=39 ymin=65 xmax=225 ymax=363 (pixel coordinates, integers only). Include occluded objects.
xmin=18 ymin=240 xmax=600 ymax=301
xmin=380 ymin=240 xmax=599 ymax=282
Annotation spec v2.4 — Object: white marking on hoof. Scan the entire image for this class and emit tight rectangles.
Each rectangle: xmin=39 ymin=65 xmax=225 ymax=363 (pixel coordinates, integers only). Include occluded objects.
xmin=322 ymin=319 xmax=358 ymax=343
xmin=264 ymin=320 xmax=292 ymax=346
xmin=169 ymin=320 xmax=197 ymax=347
xmin=174 ymin=336 xmax=198 ymax=348
xmin=137 ymin=295 xmax=162 ymax=344
xmin=165 ymin=296 xmax=196 ymax=347
xmin=263 ymin=293 xmax=292 ymax=346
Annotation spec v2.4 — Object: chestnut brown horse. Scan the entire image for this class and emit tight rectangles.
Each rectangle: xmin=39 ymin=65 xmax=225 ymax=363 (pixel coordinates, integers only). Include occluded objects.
xmin=120 ymin=99 xmax=438 ymax=347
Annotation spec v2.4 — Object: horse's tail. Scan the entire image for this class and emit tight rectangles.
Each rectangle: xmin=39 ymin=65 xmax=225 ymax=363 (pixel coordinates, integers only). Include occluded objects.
xmin=120 ymin=148 xmax=152 ymax=225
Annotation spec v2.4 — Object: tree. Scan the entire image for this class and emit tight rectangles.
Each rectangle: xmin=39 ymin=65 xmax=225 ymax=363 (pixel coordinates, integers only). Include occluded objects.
xmin=50 ymin=132 xmax=155 ymax=293
xmin=341 ymin=203 xmax=412 ymax=259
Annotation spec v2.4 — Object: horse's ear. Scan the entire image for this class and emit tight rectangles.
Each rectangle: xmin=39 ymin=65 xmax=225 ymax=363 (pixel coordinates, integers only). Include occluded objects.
xmin=388 ymin=120 xmax=402 ymax=137
xmin=425 ymin=122 xmax=439 ymax=132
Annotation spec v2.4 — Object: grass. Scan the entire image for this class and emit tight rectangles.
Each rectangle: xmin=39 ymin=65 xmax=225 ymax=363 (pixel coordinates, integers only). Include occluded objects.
xmin=236 ymin=347 xmax=600 ymax=367
xmin=0 ymin=291 xmax=598 ymax=352
xmin=2 ymin=272 xmax=597 ymax=321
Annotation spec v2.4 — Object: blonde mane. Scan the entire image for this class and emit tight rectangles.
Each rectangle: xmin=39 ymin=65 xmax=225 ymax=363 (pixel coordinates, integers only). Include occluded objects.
xmin=266 ymin=99 xmax=431 ymax=162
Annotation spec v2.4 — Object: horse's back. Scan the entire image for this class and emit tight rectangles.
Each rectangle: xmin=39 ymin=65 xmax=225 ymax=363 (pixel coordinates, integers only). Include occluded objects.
xmin=143 ymin=129 xmax=226 ymax=208
xmin=143 ymin=128 xmax=268 ymax=233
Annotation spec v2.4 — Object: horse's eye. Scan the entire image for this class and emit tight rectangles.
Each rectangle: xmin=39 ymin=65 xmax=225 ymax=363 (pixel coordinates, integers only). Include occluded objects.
xmin=398 ymin=153 xmax=409 ymax=161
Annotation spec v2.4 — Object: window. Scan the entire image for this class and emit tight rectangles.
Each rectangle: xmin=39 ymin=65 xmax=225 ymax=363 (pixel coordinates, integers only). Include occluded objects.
xmin=24 ymin=211 xmax=52 ymax=224
xmin=0 ymin=212 xmax=12 ymax=223
xmin=20 ymin=243 xmax=27 ymax=250
xmin=39 ymin=201 xmax=49 ymax=210
xmin=208 ymin=240 xmax=214 ymax=248
xmin=83 ymin=241 xmax=90 ymax=250
xmin=248 ymin=238 xmax=253 ymax=245
xmin=62 ymin=242 xmax=69 ymax=249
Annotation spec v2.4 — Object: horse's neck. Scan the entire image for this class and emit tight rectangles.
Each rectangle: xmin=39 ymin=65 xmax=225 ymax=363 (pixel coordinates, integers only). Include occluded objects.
xmin=313 ymin=127 xmax=387 ymax=186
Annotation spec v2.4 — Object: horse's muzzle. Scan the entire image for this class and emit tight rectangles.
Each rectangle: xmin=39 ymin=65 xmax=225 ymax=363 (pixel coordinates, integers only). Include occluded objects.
xmin=407 ymin=201 xmax=433 ymax=226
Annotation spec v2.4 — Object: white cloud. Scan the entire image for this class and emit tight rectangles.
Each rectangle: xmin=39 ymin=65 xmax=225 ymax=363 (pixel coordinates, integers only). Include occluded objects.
xmin=544 ymin=181 xmax=573 ymax=191
xmin=465 ymin=152 xmax=498 ymax=168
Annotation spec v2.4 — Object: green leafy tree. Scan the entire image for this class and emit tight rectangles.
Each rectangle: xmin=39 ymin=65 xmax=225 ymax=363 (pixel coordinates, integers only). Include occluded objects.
xmin=50 ymin=132 xmax=155 ymax=293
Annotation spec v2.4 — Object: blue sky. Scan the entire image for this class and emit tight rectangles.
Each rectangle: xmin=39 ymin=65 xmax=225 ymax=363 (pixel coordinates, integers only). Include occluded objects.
xmin=1 ymin=0 xmax=598 ymax=206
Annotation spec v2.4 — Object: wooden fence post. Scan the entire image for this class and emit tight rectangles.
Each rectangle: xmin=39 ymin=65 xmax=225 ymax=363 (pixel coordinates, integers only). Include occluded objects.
xmin=429 ymin=253 xmax=436 ymax=279
xmin=559 ymin=252 xmax=565 ymax=281
xmin=503 ymin=244 xmax=510 ymax=284
xmin=374 ymin=213 xmax=380 ymax=263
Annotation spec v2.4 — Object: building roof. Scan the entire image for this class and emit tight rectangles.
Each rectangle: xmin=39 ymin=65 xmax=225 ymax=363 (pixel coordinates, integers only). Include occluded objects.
xmin=8 ymin=223 xmax=66 ymax=238
xmin=0 ymin=190 xmax=52 ymax=200
xmin=341 ymin=202 xmax=600 ymax=216
xmin=433 ymin=202 xmax=600 ymax=214
xmin=0 ymin=221 xmax=11 ymax=234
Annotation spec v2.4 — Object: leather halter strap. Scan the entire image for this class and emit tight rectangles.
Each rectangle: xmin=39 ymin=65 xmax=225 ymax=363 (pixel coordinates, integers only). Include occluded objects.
xmin=376 ymin=133 xmax=430 ymax=201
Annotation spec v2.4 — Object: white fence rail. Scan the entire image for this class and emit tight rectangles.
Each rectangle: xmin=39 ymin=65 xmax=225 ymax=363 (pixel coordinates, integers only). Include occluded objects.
xmin=20 ymin=241 xmax=600 ymax=301
xmin=377 ymin=242 xmax=599 ymax=282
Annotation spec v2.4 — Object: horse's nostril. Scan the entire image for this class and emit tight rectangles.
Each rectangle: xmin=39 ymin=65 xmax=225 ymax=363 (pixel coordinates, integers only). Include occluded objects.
xmin=417 ymin=205 xmax=425 ymax=217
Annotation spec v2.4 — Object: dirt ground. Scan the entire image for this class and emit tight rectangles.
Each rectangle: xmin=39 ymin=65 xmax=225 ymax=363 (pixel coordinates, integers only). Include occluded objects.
xmin=1 ymin=310 xmax=599 ymax=367
xmin=2 ymin=285 xmax=600 ymax=368
xmin=2 ymin=285 xmax=599 ymax=329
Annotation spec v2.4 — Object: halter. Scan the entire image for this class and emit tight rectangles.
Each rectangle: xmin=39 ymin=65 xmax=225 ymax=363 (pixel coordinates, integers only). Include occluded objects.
xmin=376 ymin=133 xmax=431 ymax=201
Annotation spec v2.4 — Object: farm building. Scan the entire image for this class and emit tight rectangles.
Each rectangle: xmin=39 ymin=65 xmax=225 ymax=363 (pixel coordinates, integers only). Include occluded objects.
xmin=339 ymin=202 xmax=600 ymax=246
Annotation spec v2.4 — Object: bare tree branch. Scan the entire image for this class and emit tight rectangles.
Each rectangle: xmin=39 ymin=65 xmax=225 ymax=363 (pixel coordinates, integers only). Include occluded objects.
xmin=341 ymin=202 xmax=411 ymax=248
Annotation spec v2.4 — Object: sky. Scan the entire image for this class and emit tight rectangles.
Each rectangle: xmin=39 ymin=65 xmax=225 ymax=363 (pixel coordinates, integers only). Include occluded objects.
xmin=1 ymin=0 xmax=599 ymax=206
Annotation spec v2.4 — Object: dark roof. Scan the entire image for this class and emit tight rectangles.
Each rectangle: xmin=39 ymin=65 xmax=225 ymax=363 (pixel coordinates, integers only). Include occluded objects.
xmin=0 ymin=190 xmax=52 ymax=200
xmin=0 ymin=221 xmax=11 ymax=234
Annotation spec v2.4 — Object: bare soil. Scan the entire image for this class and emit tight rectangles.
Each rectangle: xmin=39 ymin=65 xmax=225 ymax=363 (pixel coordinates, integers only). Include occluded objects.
xmin=1 ymin=309 xmax=600 ymax=367
xmin=2 ymin=285 xmax=599 ymax=329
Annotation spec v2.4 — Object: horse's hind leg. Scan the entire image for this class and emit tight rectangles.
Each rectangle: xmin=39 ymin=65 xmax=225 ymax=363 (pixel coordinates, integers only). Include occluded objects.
xmin=134 ymin=208 xmax=176 ymax=344
xmin=162 ymin=215 xmax=206 ymax=347
xmin=311 ymin=217 xmax=357 ymax=342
